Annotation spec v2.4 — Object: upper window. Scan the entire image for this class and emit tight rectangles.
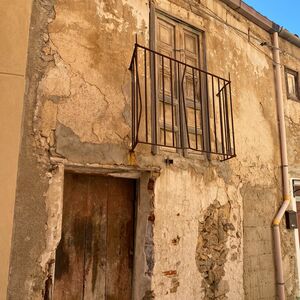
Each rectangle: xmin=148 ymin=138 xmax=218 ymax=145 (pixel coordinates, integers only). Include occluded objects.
xmin=285 ymin=68 xmax=299 ymax=101
xmin=155 ymin=13 xmax=203 ymax=152
xmin=129 ymin=11 xmax=236 ymax=160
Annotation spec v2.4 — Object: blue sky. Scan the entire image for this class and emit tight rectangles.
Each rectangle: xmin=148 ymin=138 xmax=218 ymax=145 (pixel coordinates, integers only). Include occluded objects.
xmin=243 ymin=0 xmax=300 ymax=36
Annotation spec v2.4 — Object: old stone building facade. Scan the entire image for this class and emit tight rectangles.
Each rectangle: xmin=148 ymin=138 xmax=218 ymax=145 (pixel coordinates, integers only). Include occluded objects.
xmin=1 ymin=0 xmax=300 ymax=299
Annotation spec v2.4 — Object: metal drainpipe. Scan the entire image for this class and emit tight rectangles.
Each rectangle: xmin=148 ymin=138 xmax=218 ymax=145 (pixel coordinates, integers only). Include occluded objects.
xmin=272 ymin=31 xmax=290 ymax=300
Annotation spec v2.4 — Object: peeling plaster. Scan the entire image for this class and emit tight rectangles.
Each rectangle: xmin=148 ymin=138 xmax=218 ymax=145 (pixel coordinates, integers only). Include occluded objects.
xmin=95 ymin=0 xmax=129 ymax=32
xmin=196 ymin=200 xmax=233 ymax=299
xmin=122 ymin=0 xmax=149 ymax=30
xmin=39 ymin=165 xmax=64 ymax=273
xmin=39 ymin=55 xmax=71 ymax=98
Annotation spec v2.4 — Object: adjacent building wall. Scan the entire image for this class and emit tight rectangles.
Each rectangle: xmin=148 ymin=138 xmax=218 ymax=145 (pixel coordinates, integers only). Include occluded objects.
xmin=6 ymin=0 xmax=300 ymax=299
xmin=0 ymin=1 xmax=32 ymax=298
xmin=281 ymin=34 xmax=300 ymax=299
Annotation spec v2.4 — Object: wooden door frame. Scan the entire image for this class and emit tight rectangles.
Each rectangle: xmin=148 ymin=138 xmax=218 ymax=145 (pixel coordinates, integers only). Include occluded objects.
xmin=43 ymin=159 xmax=159 ymax=300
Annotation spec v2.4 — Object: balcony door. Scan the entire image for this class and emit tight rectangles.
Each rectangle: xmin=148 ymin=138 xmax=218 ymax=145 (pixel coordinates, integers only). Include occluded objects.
xmin=155 ymin=13 xmax=204 ymax=151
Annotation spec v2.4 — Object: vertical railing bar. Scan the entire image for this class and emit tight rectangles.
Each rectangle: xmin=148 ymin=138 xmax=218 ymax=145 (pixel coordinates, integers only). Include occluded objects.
xmin=218 ymin=78 xmax=225 ymax=156
xmin=181 ymin=65 xmax=190 ymax=148
xmin=135 ymin=53 xmax=143 ymax=142
xmin=178 ymin=62 xmax=184 ymax=149
xmin=229 ymin=74 xmax=235 ymax=156
xmin=149 ymin=46 xmax=157 ymax=153
xmin=170 ymin=59 xmax=175 ymax=147
xmin=211 ymin=76 xmax=218 ymax=153
xmin=135 ymin=48 xmax=139 ymax=143
xmin=198 ymin=69 xmax=205 ymax=151
xmin=221 ymin=83 xmax=228 ymax=160
xmin=222 ymin=88 xmax=228 ymax=159
xmin=131 ymin=52 xmax=136 ymax=149
xmin=222 ymin=79 xmax=229 ymax=157
xmin=137 ymin=65 xmax=143 ymax=140
xmin=192 ymin=68 xmax=198 ymax=150
xmin=175 ymin=60 xmax=180 ymax=150
xmin=205 ymin=73 xmax=211 ymax=153
xmin=224 ymin=80 xmax=231 ymax=157
xmin=144 ymin=48 xmax=148 ymax=143
xmin=153 ymin=51 xmax=158 ymax=146
xmin=162 ymin=56 xmax=166 ymax=146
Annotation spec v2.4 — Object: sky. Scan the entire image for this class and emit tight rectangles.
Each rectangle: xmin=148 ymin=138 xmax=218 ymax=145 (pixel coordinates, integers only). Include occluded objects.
xmin=243 ymin=0 xmax=300 ymax=36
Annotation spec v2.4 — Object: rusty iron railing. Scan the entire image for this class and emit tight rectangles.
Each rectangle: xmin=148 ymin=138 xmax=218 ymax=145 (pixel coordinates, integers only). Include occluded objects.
xmin=129 ymin=44 xmax=236 ymax=161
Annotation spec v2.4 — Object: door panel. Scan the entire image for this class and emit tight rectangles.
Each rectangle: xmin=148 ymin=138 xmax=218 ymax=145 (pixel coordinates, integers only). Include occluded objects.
xmin=83 ymin=176 xmax=108 ymax=300
xmin=156 ymin=17 xmax=179 ymax=147
xmin=53 ymin=174 xmax=89 ymax=300
xmin=183 ymin=29 xmax=199 ymax=67
xmin=182 ymin=29 xmax=202 ymax=150
xmin=106 ymin=177 xmax=134 ymax=300
xmin=53 ymin=173 xmax=135 ymax=300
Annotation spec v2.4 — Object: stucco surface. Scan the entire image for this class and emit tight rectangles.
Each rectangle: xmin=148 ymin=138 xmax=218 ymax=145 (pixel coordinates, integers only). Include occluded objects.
xmin=0 ymin=1 xmax=32 ymax=298
xmin=0 ymin=75 xmax=26 ymax=299
xmin=0 ymin=1 xmax=32 ymax=75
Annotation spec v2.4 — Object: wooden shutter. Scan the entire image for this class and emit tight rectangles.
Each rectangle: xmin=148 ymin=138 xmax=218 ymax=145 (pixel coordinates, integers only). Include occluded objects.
xmin=156 ymin=16 xmax=180 ymax=148
xmin=181 ymin=28 xmax=203 ymax=151
xmin=155 ymin=13 xmax=203 ymax=151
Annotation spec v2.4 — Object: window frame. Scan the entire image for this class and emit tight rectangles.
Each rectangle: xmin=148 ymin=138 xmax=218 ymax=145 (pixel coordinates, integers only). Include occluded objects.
xmin=285 ymin=67 xmax=300 ymax=101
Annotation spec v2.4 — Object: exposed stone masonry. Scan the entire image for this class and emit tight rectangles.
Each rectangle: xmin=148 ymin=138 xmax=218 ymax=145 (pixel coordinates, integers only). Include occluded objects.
xmin=196 ymin=200 xmax=235 ymax=299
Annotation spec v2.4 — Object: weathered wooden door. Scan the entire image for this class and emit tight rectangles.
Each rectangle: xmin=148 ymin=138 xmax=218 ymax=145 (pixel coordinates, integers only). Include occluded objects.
xmin=53 ymin=173 xmax=135 ymax=300
xmin=155 ymin=14 xmax=203 ymax=149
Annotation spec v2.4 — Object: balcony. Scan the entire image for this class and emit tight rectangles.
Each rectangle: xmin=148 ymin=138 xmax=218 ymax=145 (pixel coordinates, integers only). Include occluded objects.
xmin=129 ymin=44 xmax=236 ymax=161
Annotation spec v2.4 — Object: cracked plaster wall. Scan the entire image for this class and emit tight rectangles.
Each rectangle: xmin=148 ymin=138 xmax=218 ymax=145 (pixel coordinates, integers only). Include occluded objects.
xmin=7 ymin=0 xmax=300 ymax=299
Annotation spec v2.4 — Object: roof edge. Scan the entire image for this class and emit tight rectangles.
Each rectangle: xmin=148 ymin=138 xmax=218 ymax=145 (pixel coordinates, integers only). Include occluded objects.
xmin=219 ymin=0 xmax=300 ymax=48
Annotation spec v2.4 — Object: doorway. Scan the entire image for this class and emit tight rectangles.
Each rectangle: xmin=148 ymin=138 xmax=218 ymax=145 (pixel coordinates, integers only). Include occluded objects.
xmin=53 ymin=173 xmax=136 ymax=299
